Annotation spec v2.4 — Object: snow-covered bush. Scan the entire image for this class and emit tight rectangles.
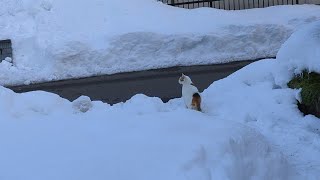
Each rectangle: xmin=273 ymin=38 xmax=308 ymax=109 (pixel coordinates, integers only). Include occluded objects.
xmin=277 ymin=21 xmax=320 ymax=117
xmin=288 ymin=72 xmax=320 ymax=117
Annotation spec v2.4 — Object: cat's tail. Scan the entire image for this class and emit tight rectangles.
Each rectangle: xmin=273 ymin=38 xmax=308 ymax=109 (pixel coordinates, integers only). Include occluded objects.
xmin=192 ymin=93 xmax=202 ymax=112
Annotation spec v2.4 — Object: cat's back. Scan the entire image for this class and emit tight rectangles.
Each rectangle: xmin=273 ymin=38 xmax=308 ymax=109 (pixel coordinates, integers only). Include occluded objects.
xmin=182 ymin=84 xmax=199 ymax=96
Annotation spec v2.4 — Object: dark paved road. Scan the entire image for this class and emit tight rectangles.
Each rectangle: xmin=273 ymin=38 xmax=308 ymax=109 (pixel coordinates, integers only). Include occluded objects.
xmin=7 ymin=60 xmax=262 ymax=104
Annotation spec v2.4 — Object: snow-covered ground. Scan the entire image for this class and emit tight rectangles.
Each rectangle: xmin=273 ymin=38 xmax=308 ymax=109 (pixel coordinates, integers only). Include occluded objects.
xmin=1 ymin=21 xmax=319 ymax=180
xmin=0 ymin=0 xmax=320 ymax=85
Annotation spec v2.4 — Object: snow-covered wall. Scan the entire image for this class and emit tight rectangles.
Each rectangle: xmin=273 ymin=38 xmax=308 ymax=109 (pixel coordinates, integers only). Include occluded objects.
xmin=0 ymin=0 xmax=320 ymax=85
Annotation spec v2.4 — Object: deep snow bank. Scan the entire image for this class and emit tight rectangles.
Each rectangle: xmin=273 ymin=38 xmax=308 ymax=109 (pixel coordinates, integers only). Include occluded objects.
xmin=0 ymin=1 xmax=320 ymax=85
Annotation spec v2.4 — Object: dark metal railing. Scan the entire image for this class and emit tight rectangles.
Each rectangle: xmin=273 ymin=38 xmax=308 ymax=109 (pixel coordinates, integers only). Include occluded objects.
xmin=158 ymin=0 xmax=318 ymax=10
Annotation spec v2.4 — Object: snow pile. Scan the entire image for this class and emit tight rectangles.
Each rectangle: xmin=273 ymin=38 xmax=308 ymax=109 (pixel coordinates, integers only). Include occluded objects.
xmin=1 ymin=22 xmax=320 ymax=179
xmin=275 ymin=21 xmax=320 ymax=86
xmin=3 ymin=57 xmax=13 ymax=63
xmin=0 ymin=1 xmax=320 ymax=85
xmin=72 ymin=95 xmax=93 ymax=113
xmin=200 ymin=58 xmax=320 ymax=179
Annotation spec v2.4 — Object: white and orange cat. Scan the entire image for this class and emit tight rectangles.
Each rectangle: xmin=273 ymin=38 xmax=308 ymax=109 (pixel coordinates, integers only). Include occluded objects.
xmin=178 ymin=73 xmax=202 ymax=111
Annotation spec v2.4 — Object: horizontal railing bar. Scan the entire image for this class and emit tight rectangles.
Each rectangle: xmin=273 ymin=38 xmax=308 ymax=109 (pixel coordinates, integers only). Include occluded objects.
xmin=167 ymin=0 xmax=223 ymax=6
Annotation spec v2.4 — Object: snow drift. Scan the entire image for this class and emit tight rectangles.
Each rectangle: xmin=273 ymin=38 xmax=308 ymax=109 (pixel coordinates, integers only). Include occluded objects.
xmin=0 ymin=0 xmax=320 ymax=85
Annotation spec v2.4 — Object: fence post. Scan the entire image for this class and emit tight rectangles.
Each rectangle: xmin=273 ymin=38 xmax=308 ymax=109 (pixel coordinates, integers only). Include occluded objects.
xmin=210 ymin=0 xmax=213 ymax=7
xmin=170 ymin=0 xmax=175 ymax=5
xmin=296 ymin=0 xmax=299 ymax=4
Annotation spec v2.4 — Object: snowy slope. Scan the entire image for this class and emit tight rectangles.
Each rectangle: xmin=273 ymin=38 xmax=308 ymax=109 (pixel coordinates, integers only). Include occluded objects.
xmin=0 ymin=21 xmax=319 ymax=180
xmin=0 ymin=91 xmax=298 ymax=180
xmin=0 ymin=0 xmax=320 ymax=85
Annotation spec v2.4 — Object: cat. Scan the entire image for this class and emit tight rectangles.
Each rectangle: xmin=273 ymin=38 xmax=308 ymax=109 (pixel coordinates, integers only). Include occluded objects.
xmin=178 ymin=73 xmax=202 ymax=111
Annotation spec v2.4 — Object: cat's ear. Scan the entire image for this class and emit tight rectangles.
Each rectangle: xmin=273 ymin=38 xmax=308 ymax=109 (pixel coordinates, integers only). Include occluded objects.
xmin=182 ymin=73 xmax=185 ymax=77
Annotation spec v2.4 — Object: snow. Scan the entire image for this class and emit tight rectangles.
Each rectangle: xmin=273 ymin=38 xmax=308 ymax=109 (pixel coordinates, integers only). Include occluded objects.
xmin=275 ymin=21 xmax=320 ymax=86
xmin=72 ymin=95 xmax=93 ymax=113
xmin=0 ymin=22 xmax=320 ymax=179
xmin=0 ymin=1 xmax=320 ymax=85
xmin=4 ymin=57 xmax=13 ymax=63
xmin=201 ymin=59 xmax=320 ymax=179
xmin=0 ymin=88 xmax=299 ymax=180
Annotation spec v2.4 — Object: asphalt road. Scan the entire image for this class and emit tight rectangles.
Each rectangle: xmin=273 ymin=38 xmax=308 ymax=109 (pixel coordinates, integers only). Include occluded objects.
xmin=8 ymin=60 xmax=260 ymax=104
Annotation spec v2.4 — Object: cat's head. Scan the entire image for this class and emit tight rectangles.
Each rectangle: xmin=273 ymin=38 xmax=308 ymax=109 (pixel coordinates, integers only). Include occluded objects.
xmin=178 ymin=73 xmax=193 ymax=85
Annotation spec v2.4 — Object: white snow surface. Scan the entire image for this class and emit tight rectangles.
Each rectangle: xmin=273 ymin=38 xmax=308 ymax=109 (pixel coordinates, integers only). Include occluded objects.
xmin=0 ymin=1 xmax=320 ymax=85
xmin=0 ymin=23 xmax=320 ymax=180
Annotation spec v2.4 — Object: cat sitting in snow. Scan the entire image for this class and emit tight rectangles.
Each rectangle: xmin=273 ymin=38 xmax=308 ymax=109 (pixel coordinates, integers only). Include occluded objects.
xmin=178 ymin=73 xmax=202 ymax=111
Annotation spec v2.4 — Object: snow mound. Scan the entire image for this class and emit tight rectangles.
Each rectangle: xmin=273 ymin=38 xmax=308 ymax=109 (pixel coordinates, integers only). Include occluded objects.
xmin=4 ymin=57 xmax=13 ymax=63
xmin=275 ymin=21 xmax=320 ymax=86
xmin=119 ymin=94 xmax=167 ymax=114
xmin=72 ymin=95 xmax=93 ymax=113
xmin=0 ymin=87 xmax=70 ymax=118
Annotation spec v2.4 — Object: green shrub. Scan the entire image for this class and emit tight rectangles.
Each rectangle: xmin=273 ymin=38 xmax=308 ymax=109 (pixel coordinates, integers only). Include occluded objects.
xmin=288 ymin=71 xmax=320 ymax=118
